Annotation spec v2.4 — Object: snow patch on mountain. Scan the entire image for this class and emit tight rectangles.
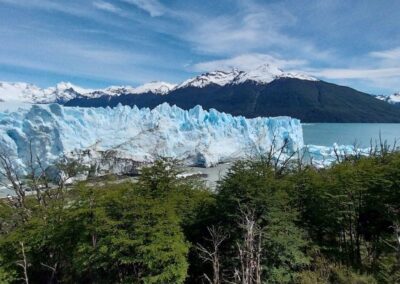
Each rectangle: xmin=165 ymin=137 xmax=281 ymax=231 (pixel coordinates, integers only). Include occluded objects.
xmin=103 ymin=81 xmax=176 ymax=96
xmin=233 ymin=64 xmax=317 ymax=85
xmin=376 ymin=93 xmax=400 ymax=104
xmin=176 ymin=70 xmax=241 ymax=89
xmin=0 ymin=81 xmax=177 ymax=104
xmin=0 ymin=81 xmax=93 ymax=104
xmin=177 ymin=64 xmax=317 ymax=89
xmin=0 ymin=103 xmax=303 ymax=170
xmin=0 ymin=64 xmax=318 ymax=103
xmin=132 ymin=81 xmax=176 ymax=95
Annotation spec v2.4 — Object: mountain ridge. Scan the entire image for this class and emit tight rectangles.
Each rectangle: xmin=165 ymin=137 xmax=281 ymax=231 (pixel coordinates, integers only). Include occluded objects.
xmin=66 ymin=78 xmax=400 ymax=123
xmin=0 ymin=64 xmax=317 ymax=103
xmin=1 ymin=65 xmax=400 ymax=122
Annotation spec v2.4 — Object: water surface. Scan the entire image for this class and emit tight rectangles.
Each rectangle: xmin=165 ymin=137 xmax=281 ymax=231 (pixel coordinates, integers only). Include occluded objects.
xmin=303 ymin=123 xmax=400 ymax=147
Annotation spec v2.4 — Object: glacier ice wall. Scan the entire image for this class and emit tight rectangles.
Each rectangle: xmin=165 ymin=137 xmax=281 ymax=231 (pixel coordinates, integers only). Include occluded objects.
xmin=0 ymin=103 xmax=303 ymax=170
xmin=304 ymin=144 xmax=375 ymax=168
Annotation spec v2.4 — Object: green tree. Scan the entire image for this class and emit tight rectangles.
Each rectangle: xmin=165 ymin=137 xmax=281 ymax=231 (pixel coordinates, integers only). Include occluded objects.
xmin=216 ymin=159 xmax=310 ymax=283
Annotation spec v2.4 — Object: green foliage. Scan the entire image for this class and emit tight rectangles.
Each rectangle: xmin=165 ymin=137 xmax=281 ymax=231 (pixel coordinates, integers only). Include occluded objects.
xmin=0 ymin=256 xmax=16 ymax=284
xmin=1 ymin=152 xmax=400 ymax=283
xmin=216 ymin=160 xmax=310 ymax=283
xmin=0 ymin=159 xmax=215 ymax=283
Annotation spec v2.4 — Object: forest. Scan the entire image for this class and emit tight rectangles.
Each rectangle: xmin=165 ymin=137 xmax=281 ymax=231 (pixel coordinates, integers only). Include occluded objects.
xmin=0 ymin=146 xmax=400 ymax=283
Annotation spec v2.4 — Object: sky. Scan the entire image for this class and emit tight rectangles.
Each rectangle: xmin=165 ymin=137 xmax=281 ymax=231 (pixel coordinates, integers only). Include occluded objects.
xmin=0 ymin=0 xmax=399 ymax=95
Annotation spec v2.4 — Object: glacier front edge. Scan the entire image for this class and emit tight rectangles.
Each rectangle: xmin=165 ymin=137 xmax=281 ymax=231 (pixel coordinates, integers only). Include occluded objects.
xmin=0 ymin=103 xmax=304 ymax=171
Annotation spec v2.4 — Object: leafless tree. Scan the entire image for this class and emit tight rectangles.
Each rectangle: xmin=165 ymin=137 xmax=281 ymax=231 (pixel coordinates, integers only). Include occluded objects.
xmin=41 ymin=261 xmax=58 ymax=283
xmin=196 ymin=226 xmax=227 ymax=284
xmin=53 ymin=155 xmax=85 ymax=201
xmin=0 ymin=147 xmax=27 ymax=210
xmin=16 ymin=241 xmax=29 ymax=284
xmin=234 ymin=208 xmax=263 ymax=284
xmin=251 ymin=132 xmax=300 ymax=176
xmin=25 ymin=140 xmax=52 ymax=207
xmin=0 ymin=140 xmax=52 ymax=210
xmin=0 ymin=142 xmax=86 ymax=214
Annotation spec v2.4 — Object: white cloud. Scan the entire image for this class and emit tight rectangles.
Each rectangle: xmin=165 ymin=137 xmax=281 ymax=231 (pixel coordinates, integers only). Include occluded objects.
xmin=370 ymin=47 xmax=400 ymax=60
xmin=302 ymin=47 xmax=400 ymax=92
xmin=178 ymin=1 xmax=334 ymax=64
xmin=0 ymin=0 xmax=87 ymax=17
xmin=193 ymin=53 xmax=307 ymax=72
xmin=0 ymin=37 xmax=156 ymax=83
xmin=185 ymin=10 xmax=291 ymax=55
xmin=304 ymin=66 xmax=400 ymax=93
xmin=122 ymin=0 xmax=165 ymax=17
xmin=93 ymin=1 xmax=122 ymax=14
xmin=309 ymin=67 xmax=400 ymax=80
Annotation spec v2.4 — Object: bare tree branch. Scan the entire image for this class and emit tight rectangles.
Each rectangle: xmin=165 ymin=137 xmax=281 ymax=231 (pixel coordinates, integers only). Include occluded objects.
xmin=16 ymin=241 xmax=29 ymax=284
xmin=196 ymin=226 xmax=227 ymax=284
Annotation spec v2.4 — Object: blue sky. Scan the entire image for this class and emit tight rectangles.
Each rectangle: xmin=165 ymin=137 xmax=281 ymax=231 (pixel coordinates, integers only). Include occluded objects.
xmin=0 ymin=0 xmax=399 ymax=94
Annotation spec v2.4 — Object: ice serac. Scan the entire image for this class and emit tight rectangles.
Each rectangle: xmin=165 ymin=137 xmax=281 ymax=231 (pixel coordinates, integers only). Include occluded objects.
xmin=0 ymin=103 xmax=303 ymax=172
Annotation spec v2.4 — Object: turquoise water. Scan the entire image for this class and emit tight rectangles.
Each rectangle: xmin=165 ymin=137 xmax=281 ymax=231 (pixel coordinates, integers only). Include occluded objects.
xmin=303 ymin=123 xmax=400 ymax=147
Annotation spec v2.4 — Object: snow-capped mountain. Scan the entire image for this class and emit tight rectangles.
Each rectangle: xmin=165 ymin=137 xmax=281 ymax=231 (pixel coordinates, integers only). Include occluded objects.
xmin=0 ymin=81 xmax=93 ymax=104
xmin=176 ymin=69 xmax=242 ymax=89
xmin=176 ymin=64 xmax=317 ymax=89
xmin=0 ymin=81 xmax=176 ymax=104
xmin=103 ymin=81 xmax=176 ymax=96
xmin=376 ymin=93 xmax=400 ymax=105
xmin=64 ymin=68 xmax=400 ymax=123
xmin=0 ymin=64 xmax=316 ymax=104
xmin=232 ymin=64 xmax=317 ymax=85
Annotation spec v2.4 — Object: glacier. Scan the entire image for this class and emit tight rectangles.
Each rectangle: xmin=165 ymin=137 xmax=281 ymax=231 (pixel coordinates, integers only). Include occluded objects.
xmin=0 ymin=103 xmax=304 ymax=174
xmin=304 ymin=144 xmax=372 ymax=168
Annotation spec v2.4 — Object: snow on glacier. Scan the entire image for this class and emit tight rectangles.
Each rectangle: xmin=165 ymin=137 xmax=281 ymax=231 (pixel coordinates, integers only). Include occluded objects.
xmin=304 ymin=144 xmax=371 ymax=168
xmin=0 ymin=103 xmax=304 ymax=170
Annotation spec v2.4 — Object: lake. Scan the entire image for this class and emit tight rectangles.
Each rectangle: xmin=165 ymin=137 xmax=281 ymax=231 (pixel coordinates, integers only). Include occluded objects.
xmin=192 ymin=123 xmax=400 ymax=188
xmin=303 ymin=123 xmax=400 ymax=147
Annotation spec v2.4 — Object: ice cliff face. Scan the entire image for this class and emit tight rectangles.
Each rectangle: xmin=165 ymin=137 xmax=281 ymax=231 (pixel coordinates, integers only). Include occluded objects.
xmin=0 ymin=103 xmax=303 ymax=173
xmin=305 ymin=144 xmax=371 ymax=168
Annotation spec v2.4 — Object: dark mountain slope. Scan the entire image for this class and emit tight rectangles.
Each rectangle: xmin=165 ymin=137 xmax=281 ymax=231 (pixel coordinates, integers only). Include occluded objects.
xmin=251 ymin=79 xmax=400 ymax=122
xmin=66 ymin=78 xmax=400 ymax=123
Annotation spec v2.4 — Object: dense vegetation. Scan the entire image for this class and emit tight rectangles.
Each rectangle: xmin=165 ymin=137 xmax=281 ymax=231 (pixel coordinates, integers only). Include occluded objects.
xmin=66 ymin=78 xmax=400 ymax=122
xmin=1 ymin=151 xmax=400 ymax=283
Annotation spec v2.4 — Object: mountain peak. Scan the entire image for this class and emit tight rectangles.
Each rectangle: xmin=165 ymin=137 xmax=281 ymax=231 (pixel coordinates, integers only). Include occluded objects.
xmin=0 ymin=64 xmax=317 ymax=103
xmin=233 ymin=64 xmax=317 ymax=85
xmin=103 ymin=81 xmax=176 ymax=96
xmin=133 ymin=81 xmax=177 ymax=95
xmin=176 ymin=64 xmax=317 ymax=89
xmin=53 ymin=82 xmax=93 ymax=95
xmin=56 ymin=81 xmax=74 ymax=90
xmin=176 ymin=69 xmax=241 ymax=89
